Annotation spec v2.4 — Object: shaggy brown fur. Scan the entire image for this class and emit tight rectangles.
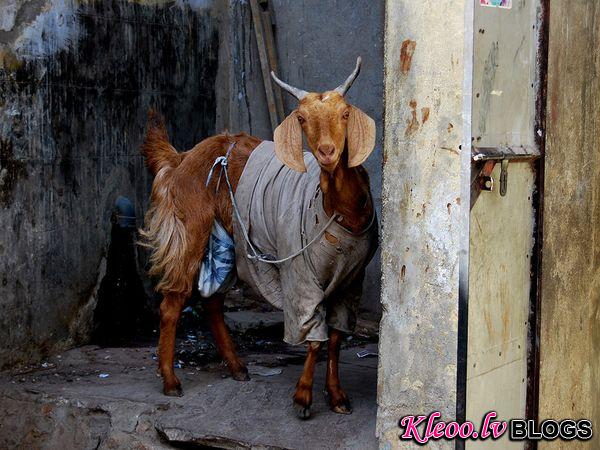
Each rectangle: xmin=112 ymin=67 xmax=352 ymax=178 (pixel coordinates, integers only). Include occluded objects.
xmin=140 ymin=110 xmax=260 ymax=395
xmin=140 ymin=111 xmax=261 ymax=296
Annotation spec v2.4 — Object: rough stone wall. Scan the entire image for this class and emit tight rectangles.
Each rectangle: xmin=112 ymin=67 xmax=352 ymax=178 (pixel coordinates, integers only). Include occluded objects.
xmin=378 ymin=0 xmax=467 ymax=446
xmin=0 ymin=0 xmax=219 ymax=368
xmin=539 ymin=1 xmax=600 ymax=448
xmin=215 ymin=0 xmax=385 ymax=314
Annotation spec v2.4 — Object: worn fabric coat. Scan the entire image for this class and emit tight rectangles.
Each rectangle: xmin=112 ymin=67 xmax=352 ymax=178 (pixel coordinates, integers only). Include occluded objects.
xmin=233 ymin=141 xmax=378 ymax=345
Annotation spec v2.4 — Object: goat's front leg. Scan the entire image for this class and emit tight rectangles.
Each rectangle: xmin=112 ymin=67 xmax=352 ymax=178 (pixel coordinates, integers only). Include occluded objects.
xmin=293 ymin=341 xmax=323 ymax=419
xmin=325 ymin=328 xmax=352 ymax=414
xmin=158 ymin=293 xmax=186 ymax=396
xmin=204 ymin=295 xmax=249 ymax=381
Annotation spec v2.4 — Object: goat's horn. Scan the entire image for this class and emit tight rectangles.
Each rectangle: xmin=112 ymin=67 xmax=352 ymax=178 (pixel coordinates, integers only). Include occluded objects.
xmin=334 ymin=57 xmax=362 ymax=96
xmin=270 ymin=71 xmax=308 ymax=100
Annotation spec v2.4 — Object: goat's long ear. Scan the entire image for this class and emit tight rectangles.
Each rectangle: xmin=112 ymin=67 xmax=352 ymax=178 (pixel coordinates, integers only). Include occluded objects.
xmin=347 ymin=106 xmax=376 ymax=168
xmin=274 ymin=110 xmax=306 ymax=172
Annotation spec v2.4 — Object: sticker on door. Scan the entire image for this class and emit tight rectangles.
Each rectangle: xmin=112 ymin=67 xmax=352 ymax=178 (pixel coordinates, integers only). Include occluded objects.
xmin=480 ymin=0 xmax=512 ymax=8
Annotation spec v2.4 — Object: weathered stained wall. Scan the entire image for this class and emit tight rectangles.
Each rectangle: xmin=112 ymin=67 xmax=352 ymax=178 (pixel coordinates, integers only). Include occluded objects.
xmin=216 ymin=0 xmax=384 ymax=313
xmin=0 ymin=0 xmax=220 ymax=367
xmin=539 ymin=1 xmax=600 ymax=448
xmin=378 ymin=0 xmax=468 ymax=446
xmin=214 ymin=0 xmax=271 ymax=140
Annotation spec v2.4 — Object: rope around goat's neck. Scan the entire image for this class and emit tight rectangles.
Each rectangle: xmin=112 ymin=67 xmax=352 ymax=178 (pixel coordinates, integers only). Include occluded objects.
xmin=206 ymin=141 xmax=339 ymax=265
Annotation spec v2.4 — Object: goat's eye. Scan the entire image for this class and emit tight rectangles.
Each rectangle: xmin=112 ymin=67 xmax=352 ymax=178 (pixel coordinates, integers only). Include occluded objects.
xmin=297 ymin=115 xmax=305 ymax=124
xmin=342 ymin=110 xmax=350 ymax=119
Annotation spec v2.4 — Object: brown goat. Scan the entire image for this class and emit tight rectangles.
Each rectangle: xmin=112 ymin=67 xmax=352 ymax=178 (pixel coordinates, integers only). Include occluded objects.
xmin=141 ymin=57 xmax=376 ymax=418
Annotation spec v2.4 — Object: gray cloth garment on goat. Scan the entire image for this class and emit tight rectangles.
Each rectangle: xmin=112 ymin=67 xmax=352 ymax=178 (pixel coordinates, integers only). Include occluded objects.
xmin=233 ymin=141 xmax=378 ymax=345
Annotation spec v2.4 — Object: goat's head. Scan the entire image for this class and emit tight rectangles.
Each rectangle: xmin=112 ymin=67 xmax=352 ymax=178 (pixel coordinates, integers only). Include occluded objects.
xmin=271 ymin=57 xmax=376 ymax=174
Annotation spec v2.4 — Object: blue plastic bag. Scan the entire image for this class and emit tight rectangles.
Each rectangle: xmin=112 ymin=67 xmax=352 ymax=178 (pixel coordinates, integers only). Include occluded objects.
xmin=198 ymin=220 xmax=236 ymax=297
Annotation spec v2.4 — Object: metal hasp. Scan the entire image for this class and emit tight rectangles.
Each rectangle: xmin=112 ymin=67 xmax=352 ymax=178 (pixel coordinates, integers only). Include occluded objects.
xmin=470 ymin=145 xmax=540 ymax=209
xmin=499 ymin=159 xmax=509 ymax=196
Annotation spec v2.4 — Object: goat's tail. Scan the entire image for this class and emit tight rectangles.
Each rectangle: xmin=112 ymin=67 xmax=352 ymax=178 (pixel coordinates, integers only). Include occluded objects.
xmin=141 ymin=109 xmax=183 ymax=176
xmin=139 ymin=110 xmax=190 ymax=295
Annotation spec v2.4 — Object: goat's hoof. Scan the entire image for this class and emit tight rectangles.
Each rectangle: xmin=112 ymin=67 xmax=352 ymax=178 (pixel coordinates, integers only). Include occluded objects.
xmin=324 ymin=390 xmax=353 ymax=415
xmin=331 ymin=402 xmax=353 ymax=415
xmin=163 ymin=384 xmax=183 ymax=397
xmin=231 ymin=367 xmax=250 ymax=382
xmin=293 ymin=401 xmax=311 ymax=420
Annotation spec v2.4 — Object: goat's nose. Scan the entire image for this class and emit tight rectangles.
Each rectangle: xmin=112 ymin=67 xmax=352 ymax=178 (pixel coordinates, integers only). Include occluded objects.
xmin=317 ymin=144 xmax=335 ymax=157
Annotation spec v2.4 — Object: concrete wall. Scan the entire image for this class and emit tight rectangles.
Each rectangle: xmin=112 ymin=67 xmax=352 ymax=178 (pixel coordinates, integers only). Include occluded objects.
xmin=216 ymin=0 xmax=385 ymax=314
xmin=378 ymin=0 xmax=469 ymax=446
xmin=539 ymin=1 xmax=600 ymax=448
xmin=214 ymin=0 xmax=271 ymax=140
xmin=0 ymin=0 xmax=220 ymax=367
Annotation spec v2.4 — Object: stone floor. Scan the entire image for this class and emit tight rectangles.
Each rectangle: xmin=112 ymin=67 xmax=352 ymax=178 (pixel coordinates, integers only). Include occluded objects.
xmin=0 ymin=317 xmax=379 ymax=449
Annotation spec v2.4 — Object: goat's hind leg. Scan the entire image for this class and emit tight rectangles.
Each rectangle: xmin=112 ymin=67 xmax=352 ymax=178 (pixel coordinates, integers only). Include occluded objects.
xmin=204 ymin=294 xmax=249 ymax=381
xmin=158 ymin=293 xmax=186 ymax=396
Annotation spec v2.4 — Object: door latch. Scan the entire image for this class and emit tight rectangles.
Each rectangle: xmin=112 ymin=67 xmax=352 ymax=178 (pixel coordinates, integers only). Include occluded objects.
xmin=499 ymin=159 xmax=508 ymax=197
xmin=471 ymin=146 xmax=540 ymax=210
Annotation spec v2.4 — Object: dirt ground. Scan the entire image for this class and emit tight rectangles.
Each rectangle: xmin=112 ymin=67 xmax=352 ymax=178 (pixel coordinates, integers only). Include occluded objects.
xmin=0 ymin=303 xmax=380 ymax=450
